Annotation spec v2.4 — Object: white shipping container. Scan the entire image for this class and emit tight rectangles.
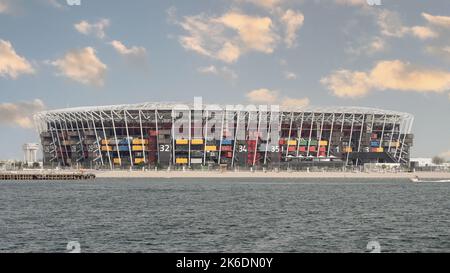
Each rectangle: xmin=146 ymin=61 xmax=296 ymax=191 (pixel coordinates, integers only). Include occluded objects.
xmin=191 ymin=158 xmax=203 ymax=164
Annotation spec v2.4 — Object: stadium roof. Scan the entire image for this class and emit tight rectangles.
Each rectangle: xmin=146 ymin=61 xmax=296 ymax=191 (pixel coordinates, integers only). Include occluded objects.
xmin=37 ymin=102 xmax=413 ymax=118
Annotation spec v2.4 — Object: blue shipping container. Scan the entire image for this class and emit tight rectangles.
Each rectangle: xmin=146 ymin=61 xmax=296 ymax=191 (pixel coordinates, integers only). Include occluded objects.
xmin=370 ymin=141 xmax=379 ymax=147
xmin=222 ymin=139 xmax=233 ymax=145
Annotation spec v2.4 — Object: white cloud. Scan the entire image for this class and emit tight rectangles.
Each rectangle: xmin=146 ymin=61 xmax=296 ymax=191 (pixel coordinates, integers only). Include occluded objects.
xmin=238 ymin=0 xmax=282 ymax=10
xmin=51 ymin=47 xmax=107 ymax=86
xmin=321 ymin=60 xmax=450 ymax=98
xmin=409 ymin=26 xmax=438 ymax=40
xmin=74 ymin=19 xmax=110 ymax=39
xmin=280 ymin=97 xmax=310 ymax=107
xmin=246 ymin=88 xmax=310 ymax=108
xmin=175 ymin=11 xmax=278 ymax=63
xmin=0 ymin=0 xmax=8 ymax=13
xmin=377 ymin=10 xmax=438 ymax=40
xmin=0 ymin=99 xmax=45 ymax=128
xmin=110 ymin=40 xmax=147 ymax=57
xmin=422 ymin=13 xmax=450 ymax=28
xmin=334 ymin=0 xmax=366 ymax=6
xmin=280 ymin=9 xmax=304 ymax=48
xmin=0 ymin=39 xmax=35 ymax=79
xmin=198 ymin=65 xmax=238 ymax=81
xmin=246 ymin=88 xmax=279 ymax=104
xmin=284 ymin=71 xmax=297 ymax=80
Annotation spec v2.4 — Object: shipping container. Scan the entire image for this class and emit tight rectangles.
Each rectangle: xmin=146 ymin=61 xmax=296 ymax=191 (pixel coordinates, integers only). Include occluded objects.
xmin=176 ymin=139 xmax=189 ymax=145
xmin=191 ymin=139 xmax=204 ymax=145
xmin=176 ymin=158 xmax=188 ymax=164
xmin=132 ymin=145 xmax=144 ymax=151
xmin=191 ymin=158 xmax=203 ymax=164
xmin=319 ymin=140 xmax=328 ymax=146
xmin=343 ymin=147 xmax=353 ymax=153
xmin=134 ymin=158 xmax=145 ymax=164
xmin=222 ymin=139 xmax=233 ymax=145
xmin=132 ymin=139 xmax=148 ymax=145
xmin=205 ymin=145 xmax=217 ymax=151
xmin=287 ymin=140 xmax=297 ymax=146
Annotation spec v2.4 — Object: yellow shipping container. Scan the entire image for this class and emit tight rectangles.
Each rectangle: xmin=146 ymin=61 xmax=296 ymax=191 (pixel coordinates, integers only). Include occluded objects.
xmin=132 ymin=139 xmax=148 ymax=145
xmin=343 ymin=147 xmax=352 ymax=153
xmin=101 ymin=145 xmax=112 ymax=151
xmin=176 ymin=139 xmax=189 ymax=145
xmin=176 ymin=158 xmax=188 ymax=164
xmin=319 ymin=140 xmax=328 ymax=146
xmin=134 ymin=158 xmax=145 ymax=164
xmin=113 ymin=158 xmax=121 ymax=164
xmin=373 ymin=147 xmax=384 ymax=153
xmin=205 ymin=145 xmax=217 ymax=151
xmin=287 ymin=140 xmax=297 ymax=146
xmin=191 ymin=139 xmax=204 ymax=145
xmin=132 ymin=145 xmax=144 ymax=151
xmin=101 ymin=139 xmax=109 ymax=145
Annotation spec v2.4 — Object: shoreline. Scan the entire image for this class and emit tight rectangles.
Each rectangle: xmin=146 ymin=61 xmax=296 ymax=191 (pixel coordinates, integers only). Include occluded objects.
xmin=92 ymin=170 xmax=450 ymax=179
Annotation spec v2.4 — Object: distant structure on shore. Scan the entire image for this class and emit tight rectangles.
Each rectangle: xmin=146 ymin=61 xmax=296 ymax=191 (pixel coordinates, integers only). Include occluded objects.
xmin=22 ymin=143 xmax=39 ymax=167
xmin=34 ymin=102 xmax=414 ymax=170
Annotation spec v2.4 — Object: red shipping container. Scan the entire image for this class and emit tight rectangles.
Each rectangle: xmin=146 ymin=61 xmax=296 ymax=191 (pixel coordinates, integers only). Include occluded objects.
xmin=288 ymin=146 xmax=296 ymax=152
xmin=149 ymin=130 xmax=158 ymax=137
xmin=309 ymin=146 xmax=316 ymax=152
xmin=221 ymin=146 xmax=232 ymax=151
xmin=298 ymin=147 xmax=306 ymax=152
xmin=279 ymin=139 xmax=286 ymax=145
xmin=371 ymin=133 xmax=377 ymax=139
xmin=319 ymin=146 xmax=326 ymax=152
xmin=319 ymin=152 xmax=326 ymax=157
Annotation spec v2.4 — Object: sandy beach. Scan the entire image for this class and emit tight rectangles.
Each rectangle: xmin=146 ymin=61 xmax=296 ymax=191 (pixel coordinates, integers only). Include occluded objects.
xmin=93 ymin=170 xmax=450 ymax=179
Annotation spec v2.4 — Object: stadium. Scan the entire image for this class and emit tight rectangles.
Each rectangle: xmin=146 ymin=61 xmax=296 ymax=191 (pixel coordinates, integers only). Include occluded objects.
xmin=34 ymin=102 xmax=414 ymax=170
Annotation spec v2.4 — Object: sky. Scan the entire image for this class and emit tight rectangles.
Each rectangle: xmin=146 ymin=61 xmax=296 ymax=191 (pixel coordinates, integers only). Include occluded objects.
xmin=0 ymin=0 xmax=449 ymax=160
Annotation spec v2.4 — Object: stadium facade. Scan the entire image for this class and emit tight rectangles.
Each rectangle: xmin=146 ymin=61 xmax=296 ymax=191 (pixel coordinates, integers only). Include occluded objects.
xmin=34 ymin=101 xmax=414 ymax=170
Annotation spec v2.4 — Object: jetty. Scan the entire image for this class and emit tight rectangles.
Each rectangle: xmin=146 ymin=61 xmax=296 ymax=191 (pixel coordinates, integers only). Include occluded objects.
xmin=0 ymin=171 xmax=95 ymax=181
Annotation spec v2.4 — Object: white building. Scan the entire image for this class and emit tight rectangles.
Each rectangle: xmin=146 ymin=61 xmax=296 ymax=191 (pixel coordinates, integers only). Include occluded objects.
xmin=23 ymin=143 xmax=39 ymax=164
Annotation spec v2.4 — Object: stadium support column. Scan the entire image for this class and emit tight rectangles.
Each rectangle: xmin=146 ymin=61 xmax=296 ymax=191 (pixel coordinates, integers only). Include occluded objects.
xmin=218 ymin=110 xmax=225 ymax=165
xmin=57 ymin=119 xmax=70 ymax=165
xmin=285 ymin=112 xmax=294 ymax=160
xmin=306 ymin=113 xmax=315 ymax=157
xmin=99 ymin=111 xmax=113 ymax=170
xmin=90 ymin=111 xmax=104 ymax=167
xmin=171 ymin=109 xmax=175 ymax=166
xmin=139 ymin=110 xmax=147 ymax=165
xmin=231 ymin=110 xmax=240 ymax=168
xmin=263 ymin=111 xmax=273 ymax=165
xmin=379 ymin=115 xmax=387 ymax=149
xmin=152 ymin=110 xmax=157 ymax=165
xmin=295 ymin=113 xmax=304 ymax=158
xmin=52 ymin=119 xmax=65 ymax=167
xmin=188 ymin=109 xmax=192 ymax=167
xmin=317 ymin=113 xmax=325 ymax=158
xmin=356 ymin=114 xmax=365 ymax=166
xmin=111 ymin=111 xmax=122 ymax=168
xmin=203 ymin=110 xmax=208 ymax=166
xmin=253 ymin=110 xmax=262 ymax=167
xmin=124 ymin=110 xmax=134 ymax=168
xmin=387 ymin=115 xmax=398 ymax=157
xmin=398 ymin=116 xmax=414 ymax=163
xmin=327 ymin=113 xmax=335 ymax=158
xmin=345 ymin=114 xmax=356 ymax=167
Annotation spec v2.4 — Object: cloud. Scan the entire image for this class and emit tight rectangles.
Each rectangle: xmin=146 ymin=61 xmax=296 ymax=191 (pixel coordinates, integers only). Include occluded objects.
xmin=409 ymin=26 xmax=438 ymax=40
xmin=240 ymin=0 xmax=282 ymax=9
xmin=197 ymin=65 xmax=238 ymax=81
xmin=280 ymin=97 xmax=310 ymax=107
xmin=321 ymin=60 xmax=450 ymax=98
xmin=0 ymin=0 xmax=8 ymax=13
xmin=284 ymin=71 xmax=297 ymax=80
xmin=74 ymin=19 xmax=110 ymax=39
xmin=377 ymin=10 xmax=438 ymax=40
xmin=0 ymin=39 xmax=35 ymax=79
xmin=51 ymin=47 xmax=107 ymax=86
xmin=0 ymin=99 xmax=45 ymax=128
xmin=175 ymin=11 xmax=278 ymax=63
xmin=217 ymin=12 xmax=278 ymax=53
xmin=280 ymin=9 xmax=304 ymax=48
xmin=110 ymin=40 xmax=147 ymax=57
xmin=422 ymin=13 xmax=450 ymax=28
xmin=246 ymin=88 xmax=310 ymax=108
xmin=246 ymin=88 xmax=279 ymax=104
xmin=334 ymin=0 xmax=366 ymax=6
